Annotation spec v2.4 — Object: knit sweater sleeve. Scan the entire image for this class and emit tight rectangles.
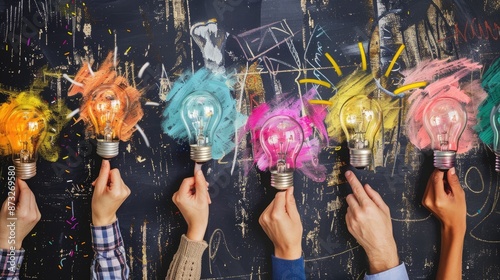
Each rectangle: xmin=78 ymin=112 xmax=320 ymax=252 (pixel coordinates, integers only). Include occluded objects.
xmin=166 ymin=234 xmax=208 ymax=280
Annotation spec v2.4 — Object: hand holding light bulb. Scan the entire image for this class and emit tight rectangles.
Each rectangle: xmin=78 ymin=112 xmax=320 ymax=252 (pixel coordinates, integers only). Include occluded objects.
xmin=423 ymin=97 xmax=467 ymax=170
xmin=259 ymin=115 xmax=304 ymax=190
xmin=339 ymin=95 xmax=382 ymax=168
xmin=180 ymin=91 xmax=222 ymax=172
xmin=88 ymin=84 xmax=130 ymax=159
xmin=5 ymin=105 xmax=47 ymax=179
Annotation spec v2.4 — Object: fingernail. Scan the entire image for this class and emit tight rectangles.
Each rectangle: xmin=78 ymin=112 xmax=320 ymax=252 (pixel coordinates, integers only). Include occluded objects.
xmin=450 ymin=167 xmax=456 ymax=175
xmin=197 ymin=170 xmax=203 ymax=176
xmin=345 ymin=171 xmax=352 ymax=177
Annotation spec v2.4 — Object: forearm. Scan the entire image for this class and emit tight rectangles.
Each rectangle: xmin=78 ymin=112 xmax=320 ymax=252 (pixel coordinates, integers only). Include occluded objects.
xmin=91 ymin=219 xmax=130 ymax=280
xmin=436 ymin=226 xmax=465 ymax=280
xmin=166 ymin=234 xmax=207 ymax=280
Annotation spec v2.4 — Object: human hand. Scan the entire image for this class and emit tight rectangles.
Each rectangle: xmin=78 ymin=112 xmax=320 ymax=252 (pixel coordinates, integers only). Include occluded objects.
xmin=91 ymin=160 xmax=131 ymax=226
xmin=422 ymin=168 xmax=466 ymax=234
xmin=259 ymin=187 xmax=303 ymax=260
xmin=344 ymin=171 xmax=399 ymax=274
xmin=0 ymin=179 xmax=41 ymax=250
xmin=172 ymin=170 xmax=211 ymax=242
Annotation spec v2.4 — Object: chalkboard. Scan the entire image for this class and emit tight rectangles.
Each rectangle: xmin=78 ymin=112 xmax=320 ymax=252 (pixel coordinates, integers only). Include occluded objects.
xmin=1 ymin=0 xmax=500 ymax=279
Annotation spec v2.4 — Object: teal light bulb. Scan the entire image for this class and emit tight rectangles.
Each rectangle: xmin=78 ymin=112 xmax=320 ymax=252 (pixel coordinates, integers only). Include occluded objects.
xmin=180 ymin=91 xmax=222 ymax=163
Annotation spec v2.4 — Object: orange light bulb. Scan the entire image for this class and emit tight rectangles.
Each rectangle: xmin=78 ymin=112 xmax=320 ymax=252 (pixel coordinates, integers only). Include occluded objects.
xmin=87 ymin=84 xmax=130 ymax=158
xmin=5 ymin=105 xmax=47 ymax=179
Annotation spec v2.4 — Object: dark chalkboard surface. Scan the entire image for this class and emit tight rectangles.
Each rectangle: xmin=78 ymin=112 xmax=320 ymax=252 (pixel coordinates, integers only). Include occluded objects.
xmin=1 ymin=0 xmax=500 ymax=279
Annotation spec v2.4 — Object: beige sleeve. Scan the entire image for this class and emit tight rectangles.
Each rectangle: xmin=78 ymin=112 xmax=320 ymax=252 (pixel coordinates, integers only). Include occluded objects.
xmin=166 ymin=234 xmax=208 ymax=280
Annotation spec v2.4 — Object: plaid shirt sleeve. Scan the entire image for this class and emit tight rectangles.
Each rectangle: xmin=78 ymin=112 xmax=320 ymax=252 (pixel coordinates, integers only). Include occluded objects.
xmin=0 ymin=249 xmax=24 ymax=279
xmin=91 ymin=219 xmax=129 ymax=280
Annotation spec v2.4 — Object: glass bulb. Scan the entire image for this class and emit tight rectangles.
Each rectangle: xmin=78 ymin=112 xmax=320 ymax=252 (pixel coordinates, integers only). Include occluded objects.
xmin=423 ymin=97 xmax=467 ymax=170
xmin=5 ymin=105 xmax=47 ymax=179
xmin=180 ymin=91 xmax=222 ymax=163
xmin=259 ymin=115 xmax=304 ymax=190
xmin=490 ymin=103 xmax=500 ymax=172
xmin=339 ymin=95 xmax=382 ymax=168
xmin=88 ymin=84 xmax=129 ymax=159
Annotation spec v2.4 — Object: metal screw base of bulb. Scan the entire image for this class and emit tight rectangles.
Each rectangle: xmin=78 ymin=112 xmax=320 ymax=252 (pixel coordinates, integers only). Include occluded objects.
xmin=495 ymin=155 xmax=500 ymax=172
xmin=271 ymin=172 xmax=294 ymax=190
xmin=190 ymin=145 xmax=212 ymax=163
xmin=13 ymin=159 xmax=36 ymax=180
xmin=433 ymin=150 xmax=456 ymax=170
xmin=349 ymin=149 xmax=372 ymax=168
xmin=97 ymin=141 xmax=119 ymax=159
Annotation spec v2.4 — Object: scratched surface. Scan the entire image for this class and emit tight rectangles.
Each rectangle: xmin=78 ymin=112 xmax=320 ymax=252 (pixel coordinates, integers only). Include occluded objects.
xmin=1 ymin=0 xmax=500 ymax=279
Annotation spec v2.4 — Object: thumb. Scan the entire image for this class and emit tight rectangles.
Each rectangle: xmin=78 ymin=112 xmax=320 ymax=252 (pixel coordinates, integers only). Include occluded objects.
xmin=194 ymin=170 xmax=208 ymax=193
xmin=15 ymin=179 xmax=30 ymax=204
xmin=16 ymin=179 xmax=33 ymax=209
xmin=446 ymin=168 xmax=463 ymax=194
xmin=94 ymin=160 xmax=110 ymax=190
xmin=285 ymin=187 xmax=300 ymax=219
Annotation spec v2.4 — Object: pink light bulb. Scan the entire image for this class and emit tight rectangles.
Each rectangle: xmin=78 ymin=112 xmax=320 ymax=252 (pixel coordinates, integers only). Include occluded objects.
xmin=259 ymin=115 xmax=304 ymax=190
xmin=423 ymin=97 xmax=467 ymax=170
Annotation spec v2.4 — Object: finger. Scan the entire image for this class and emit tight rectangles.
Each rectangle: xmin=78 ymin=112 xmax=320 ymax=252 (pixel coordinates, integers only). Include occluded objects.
xmin=345 ymin=171 xmax=370 ymax=206
xmin=345 ymin=194 xmax=359 ymax=209
xmin=94 ymin=160 xmax=111 ymax=190
xmin=108 ymin=169 xmax=122 ymax=191
xmin=194 ymin=170 xmax=208 ymax=194
xmin=259 ymin=199 xmax=275 ymax=226
xmin=178 ymin=177 xmax=195 ymax=195
xmin=364 ymin=184 xmax=390 ymax=215
xmin=285 ymin=187 xmax=300 ymax=220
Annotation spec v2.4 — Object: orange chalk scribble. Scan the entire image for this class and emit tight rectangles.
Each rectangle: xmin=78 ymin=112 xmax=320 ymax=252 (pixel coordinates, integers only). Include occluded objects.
xmin=68 ymin=52 xmax=144 ymax=141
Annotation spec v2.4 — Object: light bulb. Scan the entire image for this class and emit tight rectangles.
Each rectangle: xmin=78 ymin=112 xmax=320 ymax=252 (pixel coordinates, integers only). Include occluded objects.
xmin=87 ymin=84 xmax=130 ymax=159
xmin=490 ymin=103 xmax=500 ymax=172
xmin=339 ymin=95 xmax=382 ymax=168
xmin=423 ymin=97 xmax=467 ymax=170
xmin=180 ymin=91 xmax=222 ymax=164
xmin=5 ymin=105 xmax=47 ymax=179
xmin=259 ymin=115 xmax=304 ymax=190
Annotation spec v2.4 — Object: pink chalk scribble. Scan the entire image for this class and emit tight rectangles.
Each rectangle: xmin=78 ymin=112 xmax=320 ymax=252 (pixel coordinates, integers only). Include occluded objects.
xmin=404 ymin=58 xmax=486 ymax=153
xmin=245 ymin=89 xmax=328 ymax=183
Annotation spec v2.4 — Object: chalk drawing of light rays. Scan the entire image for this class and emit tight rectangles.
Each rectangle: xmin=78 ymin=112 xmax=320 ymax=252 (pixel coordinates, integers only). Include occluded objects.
xmin=208 ymin=229 xmax=242 ymax=274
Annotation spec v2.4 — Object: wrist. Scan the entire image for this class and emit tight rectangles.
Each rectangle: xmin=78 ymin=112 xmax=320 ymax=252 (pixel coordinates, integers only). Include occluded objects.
xmin=92 ymin=214 xmax=117 ymax=227
xmin=274 ymin=245 xmax=302 ymax=260
xmin=366 ymin=244 xmax=399 ymax=274
xmin=442 ymin=222 xmax=466 ymax=237
xmin=186 ymin=226 xmax=206 ymax=242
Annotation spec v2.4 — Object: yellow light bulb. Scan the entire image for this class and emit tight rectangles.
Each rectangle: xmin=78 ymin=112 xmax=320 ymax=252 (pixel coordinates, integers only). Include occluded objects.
xmin=87 ymin=84 xmax=130 ymax=158
xmin=339 ymin=95 xmax=382 ymax=168
xmin=5 ymin=105 xmax=47 ymax=179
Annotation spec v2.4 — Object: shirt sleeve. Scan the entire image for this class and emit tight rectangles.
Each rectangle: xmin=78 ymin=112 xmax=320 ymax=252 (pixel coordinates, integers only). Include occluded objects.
xmin=166 ymin=234 xmax=208 ymax=280
xmin=364 ymin=263 xmax=409 ymax=280
xmin=271 ymin=255 xmax=306 ymax=280
xmin=0 ymin=249 xmax=24 ymax=279
xmin=91 ymin=219 xmax=129 ymax=280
